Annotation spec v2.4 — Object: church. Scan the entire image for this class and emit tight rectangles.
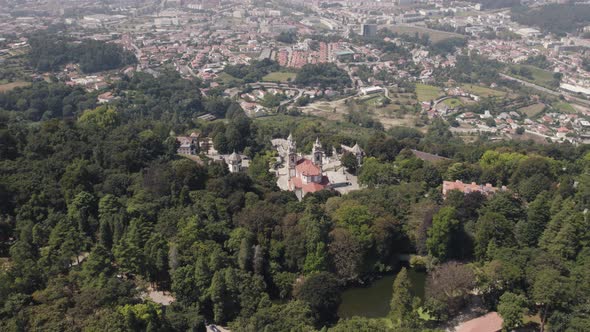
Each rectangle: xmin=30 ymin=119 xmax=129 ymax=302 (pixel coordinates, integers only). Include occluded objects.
xmin=272 ymin=134 xmax=363 ymax=200
xmin=287 ymin=136 xmax=331 ymax=199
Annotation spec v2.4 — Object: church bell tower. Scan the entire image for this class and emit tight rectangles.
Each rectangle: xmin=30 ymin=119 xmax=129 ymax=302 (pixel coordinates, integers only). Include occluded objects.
xmin=287 ymin=133 xmax=297 ymax=177
xmin=312 ymin=137 xmax=323 ymax=168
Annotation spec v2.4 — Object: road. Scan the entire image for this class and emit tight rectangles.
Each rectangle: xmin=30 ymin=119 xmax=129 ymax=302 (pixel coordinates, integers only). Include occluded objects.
xmin=499 ymin=74 xmax=559 ymax=96
xmin=500 ymin=74 xmax=590 ymax=107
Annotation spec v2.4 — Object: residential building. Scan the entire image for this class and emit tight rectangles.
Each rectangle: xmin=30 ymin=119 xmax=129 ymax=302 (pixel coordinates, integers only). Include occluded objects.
xmin=442 ymin=180 xmax=507 ymax=198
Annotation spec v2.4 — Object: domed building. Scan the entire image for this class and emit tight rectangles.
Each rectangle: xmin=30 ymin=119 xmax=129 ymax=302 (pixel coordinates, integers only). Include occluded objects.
xmin=226 ymin=151 xmax=243 ymax=173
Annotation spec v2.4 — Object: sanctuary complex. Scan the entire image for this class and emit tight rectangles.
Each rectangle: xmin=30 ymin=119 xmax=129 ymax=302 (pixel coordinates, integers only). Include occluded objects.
xmin=272 ymin=134 xmax=363 ymax=200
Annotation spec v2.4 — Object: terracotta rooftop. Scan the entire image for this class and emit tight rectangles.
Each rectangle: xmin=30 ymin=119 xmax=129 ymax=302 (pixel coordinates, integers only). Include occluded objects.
xmin=289 ymin=176 xmax=329 ymax=194
xmin=296 ymin=159 xmax=321 ymax=176
xmin=443 ymin=180 xmax=507 ymax=197
xmin=455 ymin=312 xmax=503 ymax=332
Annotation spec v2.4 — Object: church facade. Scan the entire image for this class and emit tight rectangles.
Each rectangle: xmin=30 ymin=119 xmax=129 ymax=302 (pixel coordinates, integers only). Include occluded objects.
xmin=272 ymin=134 xmax=363 ymax=200
xmin=286 ymin=136 xmax=330 ymax=199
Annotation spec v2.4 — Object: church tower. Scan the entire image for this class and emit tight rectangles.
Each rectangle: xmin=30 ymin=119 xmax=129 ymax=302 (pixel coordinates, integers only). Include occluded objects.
xmin=227 ymin=151 xmax=242 ymax=173
xmin=312 ymin=137 xmax=323 ymax=168
xmin=351 ymin=143 xmax=364 ymax=166
xmin=287 ymin=133 xmax=297 ymax=177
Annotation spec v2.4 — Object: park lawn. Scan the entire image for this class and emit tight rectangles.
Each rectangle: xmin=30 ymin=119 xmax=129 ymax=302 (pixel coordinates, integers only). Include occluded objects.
xmin=388 ymin=26 xmax=464 ymax=43
xmin=519 ymin=103 xmax=546 ymax=118
xmin=216 ymin=72 xmax=243 ymax=85
xmin=461 ymin=84 xmax=506 ymax=97
xmin=443 ymin=98 xmax=463 ymax=108
xmin=262 ymin=71 xmax=297 ymax=83
xmin=415 ymin=83 xmax=442 ymax=102
xmin=552 ymin=102 xmax=576 ymax=113
xmin=0 ymin=81 xmax=31 ymax=92
xmin=510 ymin=64 xmax=555 ymax=88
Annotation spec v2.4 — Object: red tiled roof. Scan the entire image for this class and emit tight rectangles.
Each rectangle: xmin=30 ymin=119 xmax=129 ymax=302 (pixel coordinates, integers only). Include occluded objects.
xmin=296 ymin=159 xmax=321 ymax=176
xmin=303 ymin=181 xmax=327 ymax=193
xmin=443 ymin=180 xmax=506 ymax=197
xmin=289 ymin=175 xmax=330 ymax=194
xmin=455 ymin=312 xmax=503 ymax=332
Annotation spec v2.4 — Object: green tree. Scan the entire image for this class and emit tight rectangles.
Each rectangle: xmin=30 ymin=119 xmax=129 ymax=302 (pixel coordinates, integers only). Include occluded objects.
xmin=113 ymin=217 xmax=152 ymax=275
xmin=390 ymin=268 xmax=417 ymax=327
xmin=68 ymin=191 xmax=97 ymax=238
xmin=294 ymin=272 xmax=341 ymax=325
xmin=80 ymin=244 xmax=114 ymax=286
xmin=231 ymin=300 xmax=314 ymax=332
xmin=209 ymin=270 xmax=229 ymax=324
xmin=303 ymin=242 xmax=328 ymax=274
xmin=78 ymin=105 xmax=119 ymax=129
xmin=358 ymin=157 xmax=398 ymax=187
xmin=426 ymin=207 xmax=460 ymax=261
xmin=532 ymin=268 xmax=572 ymax=332
xmin=238 ymin=237 xmax=253 ymax=271
xmin=515 ymin=192 xmax=550 ymax=247
xmin=341 ymin=152 xmax=359 ymax=174
xmin=474 ymin=212 xmax=515 ymax=260
xmin=497 ymin=292 xmax=527 ymax=331
xmin=144 ymin=234 xmax=169 ymax=286
xmin=539 ymin=199 xmax=586 ymax=259
xmin=41 ymin=217 xmax=85 ymax=274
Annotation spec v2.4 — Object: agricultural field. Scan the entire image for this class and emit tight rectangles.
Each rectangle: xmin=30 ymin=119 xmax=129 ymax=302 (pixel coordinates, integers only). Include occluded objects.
xmin=519 ymin=103 xmax=546 ymax=118
xmin=262 ymin=72 xmax=297 ymax=83
xmin=461 ymin=84 xmax=506 ymax=98
xmin=508 ymin=64 xmax=555 ymax=89
xmin=0 ymin=81 xmax=30 ymax=92
xmin=301 ymin=91 xmax=422 ymax=130
xmin=552 ymin=102 xmax=576 ymax=113
xmin=216 ymin=72 xmax=244 ymax=86
xmin=387 ymin=25 xmax=465 ymax=43
xmin=415 ymin=84 xmax=442 ymax=102
xmin=0 ymin=51 xmax=32 ymax=85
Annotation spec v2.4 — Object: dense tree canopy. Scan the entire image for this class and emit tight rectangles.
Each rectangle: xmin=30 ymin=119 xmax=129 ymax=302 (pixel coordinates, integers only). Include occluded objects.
xmin=1 ymin=67 xmax=589 ymax=331
xmin=295 ymin=63 xmax=352 ymax=88
xmin=28 ymin=31 xmax=137 ymax=73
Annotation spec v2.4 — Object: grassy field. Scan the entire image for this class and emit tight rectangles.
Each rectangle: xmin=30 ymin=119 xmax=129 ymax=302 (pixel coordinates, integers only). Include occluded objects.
xmin=388 ymin=26 xmax=465 ymax=43
xmin=519 ymin=103 xmax=546 ymax=118
xmin=358 ymin=94 xmax=387 ymax=106
xmin=443 ymin=98 xmax=463 ymax=108
xmin=509 ymin=64 xmax=555 ymax=88
xmin=552 ymin=102 xmax=576 ymax=113
xmin=262 ymin=72 xmax=297 ymax=83
xmin=216 ymin=72 xmax=244 ymax=86
xmin=255 ymin=113 xmax=378 ymax=142
xmin=0 ymin=81 xmax=31 ymax=92
xmin=415 ymin=83 xmax=442 ymax=102
xmin=461 ymin=84 xmax=506 ymax=98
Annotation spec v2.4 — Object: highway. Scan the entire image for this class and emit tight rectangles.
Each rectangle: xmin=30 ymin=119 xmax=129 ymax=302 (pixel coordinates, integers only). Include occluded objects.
xmin=500 ymin=74 xmax=590 ymax=108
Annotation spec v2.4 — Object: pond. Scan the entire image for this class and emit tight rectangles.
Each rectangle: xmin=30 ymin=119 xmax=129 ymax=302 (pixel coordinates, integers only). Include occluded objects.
xmin=337 ymin=269 xmax=426 ymax=319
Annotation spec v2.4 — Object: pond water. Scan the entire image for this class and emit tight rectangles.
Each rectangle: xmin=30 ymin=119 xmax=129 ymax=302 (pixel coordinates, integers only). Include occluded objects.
xmin=337 ymin=269 xmax=426 ymax=319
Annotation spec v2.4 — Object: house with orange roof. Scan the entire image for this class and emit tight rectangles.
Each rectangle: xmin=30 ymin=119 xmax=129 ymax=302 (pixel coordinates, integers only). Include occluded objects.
xmin=455 ymin=312 xmax=503 ymax=332
xmin=443 ymin=180 xmax=507 ymax=198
